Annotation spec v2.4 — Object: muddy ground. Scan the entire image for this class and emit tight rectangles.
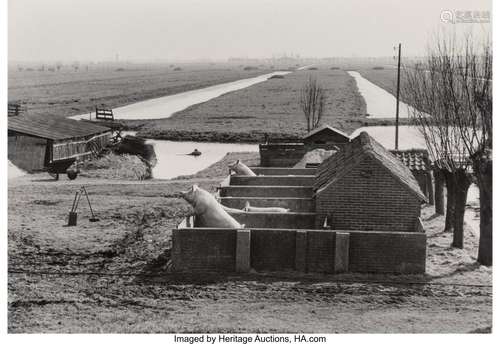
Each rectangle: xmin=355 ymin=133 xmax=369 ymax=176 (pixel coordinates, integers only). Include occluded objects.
xmin=8 ymin=153 xmax=492 ymax=333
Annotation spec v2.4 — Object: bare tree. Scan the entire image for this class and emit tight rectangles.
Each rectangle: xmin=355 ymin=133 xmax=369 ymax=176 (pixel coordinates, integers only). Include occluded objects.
xmin=403 ymin=34 xmax=474 ymax=249
xmin=299 ymin=76 xmax=326 ymax=132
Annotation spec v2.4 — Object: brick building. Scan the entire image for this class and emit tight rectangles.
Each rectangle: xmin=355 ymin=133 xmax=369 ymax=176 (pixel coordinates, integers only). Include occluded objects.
xmin=302 ymin=124 xmax=350 ymax=151
xmin=259 ymin=124 xmax=350 ymax=167
xmin=314 ymin=131 xmax=427 ymax=231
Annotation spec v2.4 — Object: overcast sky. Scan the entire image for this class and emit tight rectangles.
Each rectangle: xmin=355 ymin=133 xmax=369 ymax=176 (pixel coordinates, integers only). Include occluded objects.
xmin=8 ymin=0 xmax=491 ymax=62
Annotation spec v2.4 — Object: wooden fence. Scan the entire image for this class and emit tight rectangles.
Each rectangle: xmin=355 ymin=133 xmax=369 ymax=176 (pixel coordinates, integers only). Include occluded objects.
xmin=95 ymin=107 xmax=114 ymax=120
xmin=52 ymin=132 xmax=111 ymax=161
xmin=8 ymin=103 xmax=26 ymax=116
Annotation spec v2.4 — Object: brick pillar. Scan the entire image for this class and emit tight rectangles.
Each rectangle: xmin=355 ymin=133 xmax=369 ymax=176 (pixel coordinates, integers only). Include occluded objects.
xmin=235 ymin=229 xmax=251 ymax=273
xmin=334 ymin=232 xmax=350 ymax=273
xmin=295 ymin=230 xmax=308 ymax=272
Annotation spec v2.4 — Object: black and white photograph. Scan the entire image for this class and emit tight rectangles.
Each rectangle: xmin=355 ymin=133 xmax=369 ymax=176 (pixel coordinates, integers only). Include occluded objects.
xmin=2 ymin=0 xmax=496 ymax=337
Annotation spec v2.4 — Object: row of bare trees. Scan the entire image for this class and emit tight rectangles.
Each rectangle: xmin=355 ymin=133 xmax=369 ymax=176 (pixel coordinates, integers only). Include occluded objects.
xmin=403 ymin=34 xmax=492 ymax=265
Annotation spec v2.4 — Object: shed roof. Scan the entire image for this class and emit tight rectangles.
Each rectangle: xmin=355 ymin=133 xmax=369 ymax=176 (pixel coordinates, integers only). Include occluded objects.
xmin=8 ymin=115 xmax=111 ymax=141
xmin=315 ymin=131 xmax=427 ymax=202
xmin=303 ymin=124 xmax=350 ymax=141
xmin=391 ymin=149 xmax=431 ymax=172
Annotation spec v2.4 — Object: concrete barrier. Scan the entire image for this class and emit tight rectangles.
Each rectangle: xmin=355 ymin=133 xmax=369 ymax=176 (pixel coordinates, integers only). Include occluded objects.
xmin=231 ymin=212 xmax=316 ymax=229
xmin=338 ymin=230 xmax=427 ymax=274
xmin=220 ymin=186 xmax=314 ymax=198
xmin=251 ymin=167 xmax=317 ymax=176
xmin=219 ymin=197 xmax=315 ymax=212
xmin=230 ymin=175 xmax=315 ymax=186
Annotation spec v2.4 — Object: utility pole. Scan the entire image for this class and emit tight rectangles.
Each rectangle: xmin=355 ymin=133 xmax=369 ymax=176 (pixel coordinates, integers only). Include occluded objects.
xmin=395 ymin=43 xmax=401 ymax=151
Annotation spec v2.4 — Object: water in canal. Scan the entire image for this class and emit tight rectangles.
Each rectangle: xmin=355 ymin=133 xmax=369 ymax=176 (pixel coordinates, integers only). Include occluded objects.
xmin=145 ymin=139 xmax=258 ymax=179
xmin=347 ymin=71 xmax=417 ymax=119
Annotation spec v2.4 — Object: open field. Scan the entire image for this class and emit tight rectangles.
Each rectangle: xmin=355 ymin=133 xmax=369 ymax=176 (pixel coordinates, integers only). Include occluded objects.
xmin=307 ymin=63 xmax=401 ymax=99
xmin=9 ymin=63 xmax=404 ymax=143
xmin=8 ymin=63 xmax=272 ymax=118
xmin=137 ymin=68 xmax=370 ymax=142
xmin=357 ymin=68 xmax=398 ymax=95
xmin=8 ymin=153 xmax=491 ymax=333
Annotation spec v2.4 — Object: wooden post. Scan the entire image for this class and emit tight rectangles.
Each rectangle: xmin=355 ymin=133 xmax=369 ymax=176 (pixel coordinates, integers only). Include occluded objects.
xmin=395 ymin=43 xmax=401 ymax=151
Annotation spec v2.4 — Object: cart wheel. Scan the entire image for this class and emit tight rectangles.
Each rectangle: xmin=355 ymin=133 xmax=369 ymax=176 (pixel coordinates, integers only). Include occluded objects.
xmin=67 ymin=170 xmax=78 ymax=180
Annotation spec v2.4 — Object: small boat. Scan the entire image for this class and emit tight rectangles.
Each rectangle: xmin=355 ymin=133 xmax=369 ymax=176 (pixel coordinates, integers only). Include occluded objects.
xmin=188 ymin=149 xmax=202 ymax=156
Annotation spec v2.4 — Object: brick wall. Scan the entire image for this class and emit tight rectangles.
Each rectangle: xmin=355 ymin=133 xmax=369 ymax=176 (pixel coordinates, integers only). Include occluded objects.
xmin=231 ymin=212 xmax=316 ymax=229
xmin=219 ymin=197 xmax=315 ymax=212
xmin=221 ymin=186 xmax=313 ymax=198
xmin=251 ymin=167 xmax=317 ymax=175
xmin=259 ymin=143 xmax=306 ymax=167
xmin=173 ymin=228 xmax=350 ymax=273
xmin=251 ymin=229 xmax=297 ymax=271
xmin=315 ymin=156 xmax=421 ymax=231
xmin=305 ymin=230 xmax=349 ymax=273
xmin=172 ymin=229 xmax=236 ymax=272
xmin=230 ymin=175 xmax=315 ymax=186
xmin=172 ymin=228 xmax=425 ymax=274
xmin=342 ymin=230 xmax=427 ymax=274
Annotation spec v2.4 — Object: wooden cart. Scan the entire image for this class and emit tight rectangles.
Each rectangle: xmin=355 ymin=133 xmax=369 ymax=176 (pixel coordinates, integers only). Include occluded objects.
xmin=46 ymin=157 xmax=79 ymax=180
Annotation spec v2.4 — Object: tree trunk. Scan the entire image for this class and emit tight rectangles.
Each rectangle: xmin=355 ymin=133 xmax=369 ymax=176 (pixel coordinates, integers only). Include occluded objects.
xmin=444 ymin=171 xmax=456 ymax=232
xmin=427 ymin=171 xmax=435 ymax=205
xmin=434 ymin=167 xmax=445 ymax=215
xmin=452 ymin=170 xmax=471 ymax=249
xmin=475 ymin=155 xmax=492 ymax=266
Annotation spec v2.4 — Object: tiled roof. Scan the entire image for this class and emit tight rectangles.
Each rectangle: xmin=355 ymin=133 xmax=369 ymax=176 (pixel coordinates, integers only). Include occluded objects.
xmin=303 ymin=124 xmax=350 ymax=141
xmin=8 ymin=115 xmax=111 ymax=141
xmin=315 ymin=131 xmax=427 ymax=202
xmin=391 ymin=149 xmax=430 ymax=172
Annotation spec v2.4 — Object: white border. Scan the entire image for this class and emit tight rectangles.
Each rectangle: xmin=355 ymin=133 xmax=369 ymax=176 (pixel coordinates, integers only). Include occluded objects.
xmin=1 ymin=0 xmax=498 ymax=342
